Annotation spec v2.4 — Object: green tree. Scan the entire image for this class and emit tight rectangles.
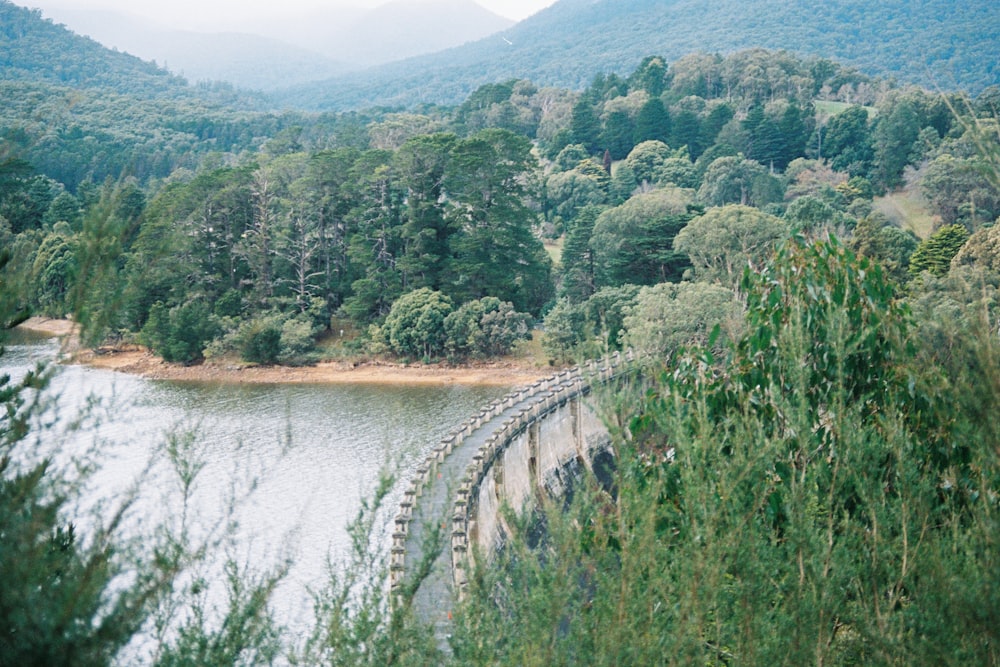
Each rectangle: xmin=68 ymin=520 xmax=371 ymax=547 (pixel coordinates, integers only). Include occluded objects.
xmin=633 ymin=97 xmax=671 ymax=145
xmin=570 ymin=97 xmax=602 ymax=154
xmin=822 ymin=105 xmax=874 ymax=177
xmin=395 ymin=133 xmax=457 ymax=292
xmin=30 ymin=225 xmax=78 ymax=316
xmin=444 ymin=129 xmax=553 ymax=315
xmin=622 ymin=281 xmax=740 ymax=358
xmin=559 ymin=204 xmax=602 ymax=303
xmin=540 ymin=297 xmax=586 ymax=363
xmin=141 ymin=299 xmax=219 ymax=363
xmin=653 ymin=155 xmax=698 ymax=189
xmin=444 ymin=297 xmax=531 ymax=359
xmin=873 ymin=94 xmax=922 ymax=189
xmin=698 ymin=154 xmax=783 ymax=207
xmin=42 ymin=190 xmax=83 ymax=229
xmin=951 ymin=223 xmax=1000 ymax=274
xmin=628 ymin=55 xmax=668 ymax=96
xmin=376 ymin=287 xmax=453 ymax=360
xmin=545 ymin=160 xmax=609 ymax=225
xmin=783 ymin=194 xmax=851 ymax=236
xmin=601 ymin=110 xmax=634 ymax=161
xmin=849 ymin=213 xmax=919 ymax=283
xmin=909 ymin=223 xmax=970 ymax=277
xmin=590 ymin=188 xmax=695 ymax=288
xmin=670 ymin=108 xmax=702 ymax=158
xmin=675 ymin=204 xmax=788 ymax=285
xmin=342 ymin=151 xmax=405 ymax=323
xmin=921 ymin=154 xmax=1000 ymax=227
xmin=621 ymin=140 xmax=673 ymax=187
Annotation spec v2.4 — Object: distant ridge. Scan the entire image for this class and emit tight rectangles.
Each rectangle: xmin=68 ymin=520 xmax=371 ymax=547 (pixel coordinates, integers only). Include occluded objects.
xmin=19 ymin=8 xmax=351 ymax=91
xmin=16 ymin=0 xmax=512 ymax=92
xmin=275 ymin=0 xmax=1000 ymax=111
xmin=0 ymin=1 xmax=184 ymax=98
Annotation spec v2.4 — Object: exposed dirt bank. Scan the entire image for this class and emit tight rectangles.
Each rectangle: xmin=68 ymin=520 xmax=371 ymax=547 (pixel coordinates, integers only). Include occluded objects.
xmin=16 ymin=317 xmax=550 ymax=387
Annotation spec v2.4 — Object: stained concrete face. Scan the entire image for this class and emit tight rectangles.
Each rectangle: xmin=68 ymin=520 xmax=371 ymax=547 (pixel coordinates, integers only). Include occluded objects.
xmin=471 ymin=394 xmax=612 ymax=554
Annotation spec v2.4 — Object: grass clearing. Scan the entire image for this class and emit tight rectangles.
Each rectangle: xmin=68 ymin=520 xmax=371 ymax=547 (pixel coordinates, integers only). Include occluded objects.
xmin=544 ymin=236 xmax=564 ymax=268
xmin=874 ymin=188 xmax=938 ymax=239
xmin=814 ymin=100 xmax=877 ymax=118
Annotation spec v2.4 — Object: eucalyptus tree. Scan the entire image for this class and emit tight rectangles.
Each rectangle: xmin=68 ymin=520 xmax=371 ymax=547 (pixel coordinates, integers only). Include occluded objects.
xmin=296 ymin=147 xmax=364 ymax=316
xmin=544 ymin=158 xmax=609 ymax=224
xmin=822 ymin=105 xmax=874 ymax=177
xmin=342 ymin=150 xmax=406 ymax=322
xmin=698 ymin=154 xmax=784 ymax=207
xmin=675 ymin=204 xmax=788 ymax=285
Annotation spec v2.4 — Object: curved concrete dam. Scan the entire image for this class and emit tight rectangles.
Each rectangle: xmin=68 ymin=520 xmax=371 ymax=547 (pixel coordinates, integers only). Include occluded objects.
xmin=390 ymin=351 xmax=634 ymax=646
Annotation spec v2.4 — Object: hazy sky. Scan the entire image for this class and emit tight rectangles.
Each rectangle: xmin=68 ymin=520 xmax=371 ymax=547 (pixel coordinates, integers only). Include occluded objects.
xmin=18 ymin=0 xmax=559 ymax=26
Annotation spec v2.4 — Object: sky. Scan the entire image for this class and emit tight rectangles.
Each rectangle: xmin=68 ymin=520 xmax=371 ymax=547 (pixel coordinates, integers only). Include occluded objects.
xmin=18 ymin=0 xmax=560 ymax=27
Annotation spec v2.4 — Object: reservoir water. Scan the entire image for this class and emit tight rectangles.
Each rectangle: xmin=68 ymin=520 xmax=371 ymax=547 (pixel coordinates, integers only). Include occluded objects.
xmin=1 ymin=329 xmax=510 ymax=640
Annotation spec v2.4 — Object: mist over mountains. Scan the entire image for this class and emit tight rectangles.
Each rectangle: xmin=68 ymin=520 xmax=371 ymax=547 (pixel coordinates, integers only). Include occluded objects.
xmin=5 ymin=0 xmax=998 ymax=109
xmin=20 ymin=0 xmax=513 ymax=91
xmin=276 ymin=0 xmax=1000 ymax=110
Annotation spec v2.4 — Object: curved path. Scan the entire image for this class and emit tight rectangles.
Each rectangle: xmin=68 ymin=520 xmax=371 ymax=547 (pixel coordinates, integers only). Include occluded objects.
xmin=390 ymin=352 xmax=633 ymax=650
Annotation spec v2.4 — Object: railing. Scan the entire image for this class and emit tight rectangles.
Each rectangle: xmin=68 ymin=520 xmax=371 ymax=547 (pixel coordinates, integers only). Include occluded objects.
xmin=390 ymin=350 xmax=635 ymax=599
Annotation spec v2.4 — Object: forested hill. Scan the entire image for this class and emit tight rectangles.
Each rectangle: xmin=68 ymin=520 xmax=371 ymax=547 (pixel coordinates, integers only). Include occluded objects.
xmin=0 ymin=0 xmax=307 ymax=188
xmin=276 ymin=0 xmax=1000 ymax=111
xmin=0 ymin=1 xmax=259 ymax=107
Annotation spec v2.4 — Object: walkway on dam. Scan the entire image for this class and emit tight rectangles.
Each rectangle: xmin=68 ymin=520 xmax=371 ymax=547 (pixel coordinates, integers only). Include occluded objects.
xmin=400 ymin=372 xmax=582 ymax=649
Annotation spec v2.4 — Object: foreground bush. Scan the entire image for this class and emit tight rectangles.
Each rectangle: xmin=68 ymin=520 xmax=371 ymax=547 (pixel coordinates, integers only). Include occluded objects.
xmin=453 ymin=237 xmax=1000 ymax=665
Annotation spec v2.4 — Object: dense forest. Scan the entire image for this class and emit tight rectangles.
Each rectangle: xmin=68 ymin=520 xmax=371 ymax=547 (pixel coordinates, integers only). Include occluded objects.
xmin=2 ymin=1 xmax=1000 ymax=662
xmin=278 ymin=0 xmax=1000 ymax=110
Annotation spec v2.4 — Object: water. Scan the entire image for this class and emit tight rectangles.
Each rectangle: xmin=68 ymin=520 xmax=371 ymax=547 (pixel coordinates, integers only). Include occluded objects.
xmin=1 ymin=329 xmax=509 ymax=641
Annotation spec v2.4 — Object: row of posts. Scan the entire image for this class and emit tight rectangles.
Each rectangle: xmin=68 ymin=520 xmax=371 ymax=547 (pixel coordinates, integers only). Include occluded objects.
xmin=390 ymin=350 xmax=634 ymax=599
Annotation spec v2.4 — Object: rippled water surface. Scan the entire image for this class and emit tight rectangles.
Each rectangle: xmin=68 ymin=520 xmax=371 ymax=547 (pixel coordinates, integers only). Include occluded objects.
xmin=2 ymin=329 xmax=509 ymax=631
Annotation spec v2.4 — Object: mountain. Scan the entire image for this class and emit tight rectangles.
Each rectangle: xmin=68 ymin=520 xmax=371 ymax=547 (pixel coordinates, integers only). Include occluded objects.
xmin=0 ymin=1 xmax=186 ymax=98
xmin=20 ymin=0 xmax=512 ymax=92
xmin=275 ymin=0 xmax=1000 ymax=111
xmin=322 ymin=0 xmax=514 ymax=67
xmin=25 ymin=8 xmax=351 ymax=91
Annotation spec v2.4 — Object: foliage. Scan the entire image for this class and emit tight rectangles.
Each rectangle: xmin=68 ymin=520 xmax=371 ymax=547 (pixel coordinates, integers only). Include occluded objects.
xmin=443 ymin=297 xmax=531 ymax=360
xmin=290 ymin=474 xmax=440 ymax=666
xmin=782 ymin=194 xmax=852 ymax=237
xmin=675 ymin=204 xmax=788 ymax=285
xmin=698 ymin=154 xmax=784 ymax=207
xmin=1 ymin=251 xmax=293 ymax=665
xmin=921 ymin=153 xmax=1000 ymax=228
xmin=848 ymin=213 xmax=919 ymax=284
xmin=141 ymin=299 xmax=219 ymax=363
xmin=590 ymin=187 xmax=695 ymax=288
xmin=622 ymin=281 xmax=741 ymax=358
xmin=238 ymin=315 xmax=284 ymax=364
xmin=456 ymin=236 xmax=999 ymax=664
xmin=540 ymin=298 xmax=586 ymax=363
xmin=909 ymin=223 xmax=970 ymax=277
xmin=541 ymin=285 xmax=640 ymax=362
xmin=951 ymin=223 xmax=1000 ymax=274
xmin=375 ymin=288 xmax=453 ymax=361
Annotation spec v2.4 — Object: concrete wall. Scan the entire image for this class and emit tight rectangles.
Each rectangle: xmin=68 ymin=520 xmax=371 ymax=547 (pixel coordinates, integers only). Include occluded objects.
xmin=391 ymin=351 xmax=633 ymax=600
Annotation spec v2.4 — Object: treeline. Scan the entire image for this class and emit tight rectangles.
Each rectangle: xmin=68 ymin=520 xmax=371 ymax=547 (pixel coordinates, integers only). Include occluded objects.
xmin=2 ymin=47 xmax=999 ymax=369
xmin=2 ymin=36 xmax=1000 ymax=664
xmin=279 ymin=0 xmax=1000 ymax=111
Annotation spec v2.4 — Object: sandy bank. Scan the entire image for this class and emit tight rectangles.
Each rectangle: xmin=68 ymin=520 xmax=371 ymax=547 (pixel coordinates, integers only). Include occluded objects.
xmin=16 ymin=317 xmax=550 ymax=387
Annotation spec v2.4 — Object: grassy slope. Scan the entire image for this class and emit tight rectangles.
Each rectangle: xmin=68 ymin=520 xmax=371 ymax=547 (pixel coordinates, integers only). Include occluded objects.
xmin=874 ymin=187 xmax=938 ymax=239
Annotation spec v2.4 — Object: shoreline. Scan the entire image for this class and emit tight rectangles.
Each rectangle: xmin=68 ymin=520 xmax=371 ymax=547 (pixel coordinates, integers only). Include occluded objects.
xmin=16 ymin=317 xmax=552 ymax=387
